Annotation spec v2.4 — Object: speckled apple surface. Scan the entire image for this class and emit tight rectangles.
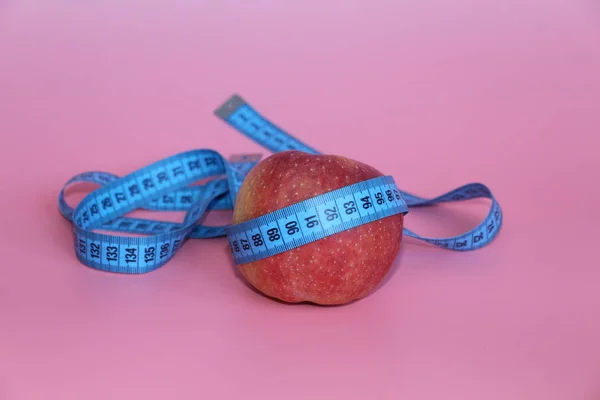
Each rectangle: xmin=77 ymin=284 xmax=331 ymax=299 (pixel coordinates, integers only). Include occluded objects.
xmin=232 ymin=151 xmax=404 ymax=305
xmin=1 ymin=0 xmax=599 ymax=399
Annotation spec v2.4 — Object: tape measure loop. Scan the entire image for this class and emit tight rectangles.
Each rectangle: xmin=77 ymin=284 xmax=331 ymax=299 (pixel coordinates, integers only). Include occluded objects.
xmin=59 ymin=94 xmax=504 ymax=273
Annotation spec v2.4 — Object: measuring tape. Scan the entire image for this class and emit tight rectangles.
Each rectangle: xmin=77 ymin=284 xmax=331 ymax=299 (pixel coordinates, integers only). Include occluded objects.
xmin=59 ymin=94 xmax=503 ymax=273
xmin=226 ymin=175 xmax=409 ymax=265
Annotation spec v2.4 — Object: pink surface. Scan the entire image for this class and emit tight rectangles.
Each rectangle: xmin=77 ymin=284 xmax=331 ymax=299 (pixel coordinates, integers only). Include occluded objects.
xmin=1 ymin=0 xmax=599 ymax=398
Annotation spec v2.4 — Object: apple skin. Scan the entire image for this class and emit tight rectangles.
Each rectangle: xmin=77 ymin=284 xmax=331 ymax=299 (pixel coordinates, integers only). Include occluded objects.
xmin=231 ymin=150 xmax=404 ymax=305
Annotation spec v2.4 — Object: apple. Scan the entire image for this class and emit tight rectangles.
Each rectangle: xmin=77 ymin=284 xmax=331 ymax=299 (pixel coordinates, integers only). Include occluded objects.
xmin=231 ymin=150 xmax=404 ymax=305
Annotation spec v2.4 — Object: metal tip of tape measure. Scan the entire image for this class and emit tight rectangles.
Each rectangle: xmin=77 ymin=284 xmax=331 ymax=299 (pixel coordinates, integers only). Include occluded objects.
xmin=214 ymin=94 xmax=246 ymax=120
xmin=229 ymin=153 xmax=263 ymax=163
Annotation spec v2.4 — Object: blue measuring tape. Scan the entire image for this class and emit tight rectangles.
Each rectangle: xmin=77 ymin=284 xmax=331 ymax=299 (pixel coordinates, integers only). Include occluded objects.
xmin=226 ymin=175 xmax=409 ymax=265
xmin=59 ymin=94 xmax=503 ymax=273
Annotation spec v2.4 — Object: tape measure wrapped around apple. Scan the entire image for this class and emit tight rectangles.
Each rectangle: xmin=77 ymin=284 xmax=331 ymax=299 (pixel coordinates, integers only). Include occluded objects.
xmin=228 ymin=151 xmax=406 ymax=305
xmin=59 ymin=94 xmax=503 ymax=306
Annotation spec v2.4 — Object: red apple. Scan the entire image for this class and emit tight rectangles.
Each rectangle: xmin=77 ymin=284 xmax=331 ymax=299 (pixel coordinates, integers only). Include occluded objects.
xmin=231 ymin=150 xmax=404 ymax=305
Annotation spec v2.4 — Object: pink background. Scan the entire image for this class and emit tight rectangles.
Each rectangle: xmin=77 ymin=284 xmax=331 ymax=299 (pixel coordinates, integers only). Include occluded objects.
xmin=1 ymin=0 xmax=599 ymax=399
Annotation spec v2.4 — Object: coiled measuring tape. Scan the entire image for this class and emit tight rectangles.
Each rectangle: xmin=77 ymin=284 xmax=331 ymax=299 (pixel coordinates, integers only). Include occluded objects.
xmin=59 ymin=94 xmax=503 ymax=273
